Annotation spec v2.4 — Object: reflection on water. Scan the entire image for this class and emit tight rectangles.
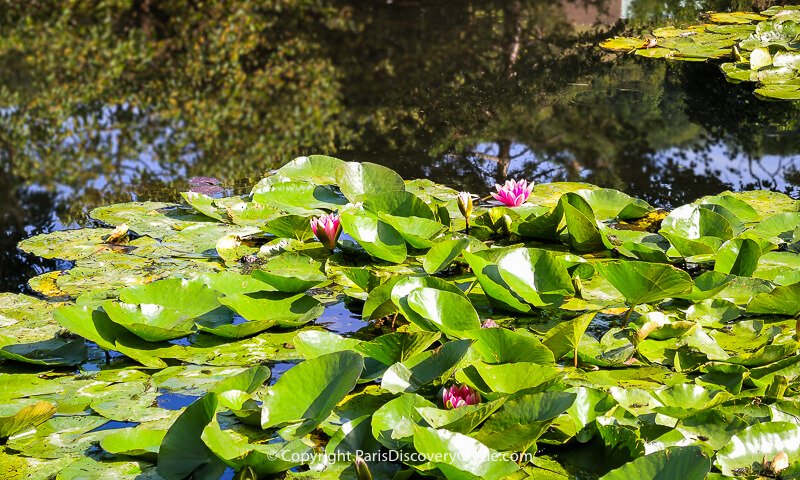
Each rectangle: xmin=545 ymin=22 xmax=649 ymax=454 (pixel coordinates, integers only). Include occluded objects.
xmin=1 ymin=0 xmax=798 ymax=292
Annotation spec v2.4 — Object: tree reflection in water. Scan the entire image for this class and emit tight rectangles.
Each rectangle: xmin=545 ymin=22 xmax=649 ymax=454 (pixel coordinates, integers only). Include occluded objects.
xmin=0 ymin=0 xmax=797 ymax=291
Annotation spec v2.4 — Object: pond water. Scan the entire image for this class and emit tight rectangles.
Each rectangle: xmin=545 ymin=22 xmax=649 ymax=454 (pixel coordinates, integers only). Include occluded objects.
xmin=2 ymin=0 xmax=799 ymax=293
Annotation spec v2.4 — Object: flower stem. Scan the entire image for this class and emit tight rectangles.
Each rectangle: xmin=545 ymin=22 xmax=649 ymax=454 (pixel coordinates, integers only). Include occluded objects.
xmin=622 ymin=305 xmax=635 ymax=325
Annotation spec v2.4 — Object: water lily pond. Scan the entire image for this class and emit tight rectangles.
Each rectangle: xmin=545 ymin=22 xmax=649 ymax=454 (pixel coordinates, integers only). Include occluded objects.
xmin=5 ymin=154 xmax=800 ymax=479
xmin=4 ymin=1 xmax=800 ymax=480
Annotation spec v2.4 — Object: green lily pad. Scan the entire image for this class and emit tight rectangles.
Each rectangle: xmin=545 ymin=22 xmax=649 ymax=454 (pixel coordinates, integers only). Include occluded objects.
xmin=252 ymin=252 xmax=327 ymax=293
xmin=340 ymin=207 xmax=407 ymax=263
xmin=600 ymin=446 xmax=711 ymax=480
xmin=413 ymin=426 xmax=519 ymax=480
xmin=213 ymin=291 xmax=323 ymax=336
xmin=542 ymin=312 xmax=596 ymax=365
xmin=335 ymin=161 xmax=405 ymax=202
xmin=180 ymin=191 xmax=229 ymax=222
xmin=715 ymin=422 xmax=800 ymax=476
xmin=90 ymin=202 xmax=210 ymax=239
xmin=275 ymin=155 xmax=345 ymax=185
xmin=372 ymin=393 xmax=435 ymax=450
xmin=577 ymin=188 xmax=653 ymax=221
xmin=560 ymin=193 xmax=611 ymax=253
xmin=261 ymin=351 xmax=364 ymax=439
xmin=416 ymin=400 xmax=504 ymax=435
xmin=381 ymin=339 xmax=471 ymax=394
xmin=460 ymin=362 xmax=563 ymax=395
xmin=752 ymin=251 xmax=800 ymax=285
xmin=714 ymin=238 xmax=762 ymax=276
xmin=263 ymin=214 xmax=316 ymax=241
xmin=293 ymin=330 xmax=362 ymax=359
xmin=423 ymin=237 xmax=470 ymax=274
xmin=463 ymin=249 xmax=532 ymax=314
xmin=252 ymin=181 xmax=346 ymax=215
xmin=709 ymin=11 xmax=766 ymax=24
xmin=747 ymin=282 xmax=800 ymax=316
xmin=495 ymin=247 xmax=575 ymax=308
xmin=99 ymin=428 xmax=166 ymax=460
xmin=104 ymin=278 xmax=229 ymax=341
xmin=157 ymin=394 xmax=227 ymax=480
xmin=466 ymin=328 xmax=555 ymax=364
xmin=600 ymin=37 xmax=648 ymax=51
xmin=18 ymin=228 xmax=118 ymax=260
xmin=390 ymin=276 xmax=465 ymax=330
xmin=355 ymin=331 xmax=441 ymax=366
xmin=405 ymin=287 xmax=481 ymax=336
xmin=473 ymin=391 xmax=576 ymax=451
xmin=6 ymin=415 xmax=110 ymax=459
xmin=596 ymin=261 xmax=693 ymax=306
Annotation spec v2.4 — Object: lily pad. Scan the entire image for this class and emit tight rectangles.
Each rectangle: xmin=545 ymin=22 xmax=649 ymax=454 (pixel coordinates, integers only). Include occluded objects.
xmin=18 ymin=228 xmax=118 ymax=260
xmin=252 ymin=252 xmax=327 ymax=293
xmin=335 ymin=161 xmax=405 ymax=201
xmin=715 ymin=422 xmax=800 ymax=476
xmin=412 ymin=426 xmax=519 ymax=480
xmin=261 ymin=351 xmax=364 ymax=439
xmin=596 ymin=261 xmax=693 ymax=306
xmin=276 ymin=155 xmax=345 ymax=185
xmin=600 ymin=446 xmax=711 ymax=480
xmin=213 ymin=292 xmax=324 ymax=336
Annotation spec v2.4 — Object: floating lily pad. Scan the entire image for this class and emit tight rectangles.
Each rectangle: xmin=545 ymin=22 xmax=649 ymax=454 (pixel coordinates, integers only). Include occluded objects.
xmin=597 ymin=261 xmax=693 ymax=306
xmin=18 ymin=228 xmax=118 ymax=261
xmin=251 ymin=252 xmax=327 ymax=293
xmin=715 ymin=422 xmax=800 ymax=476
xmin=600 ymin=9 xmax=800 ymax=101
xmin=413 ymin=426 xmax=519 ymax=479
xmin=91 ymin=202 xmax=211 ymax=239
xmin=215 ymin=291 xmax=323 ymax=334
xmin=253 ymin=181 xmax=347 ymax=215
xmin=261 ymin=351 xmax=363 ymax=439
xmin=275 ymin=155 xmax=345 ymax=185
xmin=335 ymin=161 xmax=406 ymax=201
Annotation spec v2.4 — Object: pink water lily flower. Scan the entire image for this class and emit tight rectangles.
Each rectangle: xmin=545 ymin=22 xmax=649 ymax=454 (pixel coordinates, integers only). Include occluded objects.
xmin=490 ymin=179 xmax=534 ymax=207
xmin=310 ymin=213 xmax=342 ymax=251
xmin=481 ymin=319 xmax=498 ymax=328
xmin=442 ymin=384 xmax=480 ymax=409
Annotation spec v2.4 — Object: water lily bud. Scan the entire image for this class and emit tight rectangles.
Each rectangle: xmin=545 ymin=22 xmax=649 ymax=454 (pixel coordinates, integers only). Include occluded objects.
xmin=481 ymin=319 xmax=498 ymax=328
xmin=310 ymin=213 xmax=342 ymax=251
xmin=442 ymin=384 xmax=480 ymax=409
xmin=354 ymin=456 xmax=373 ymax=480
xmin=457 ymin=192 xmax=473 ymax=219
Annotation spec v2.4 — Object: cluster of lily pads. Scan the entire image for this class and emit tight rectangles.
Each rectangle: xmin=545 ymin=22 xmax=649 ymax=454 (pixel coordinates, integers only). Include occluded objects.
xmin=601 ymin=6 xmax=800 ymax=100
xmin=5 ymin=154 xmax=800 ymax=479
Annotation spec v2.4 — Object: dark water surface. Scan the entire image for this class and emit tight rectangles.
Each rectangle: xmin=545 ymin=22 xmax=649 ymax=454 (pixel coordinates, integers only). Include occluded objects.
xmin=2 ymin=0 xmax=800 ymax=293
